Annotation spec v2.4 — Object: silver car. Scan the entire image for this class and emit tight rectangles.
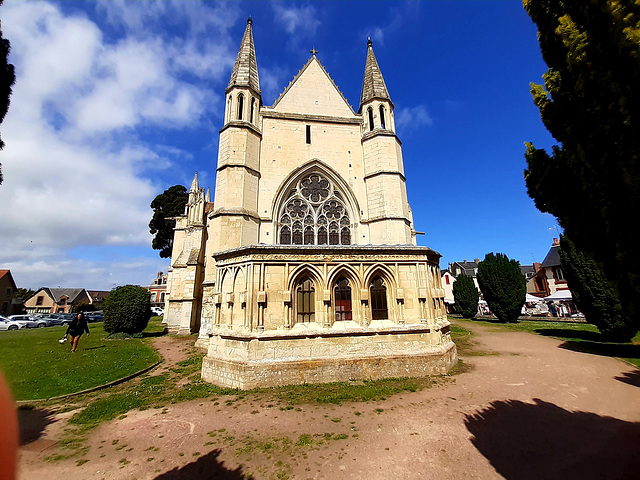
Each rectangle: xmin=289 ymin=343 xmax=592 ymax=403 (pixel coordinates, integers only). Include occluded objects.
xmin=0 ymin=316 xmax=23 ymax=331
xmin=8 ymin=315 xmax=40 ymax=328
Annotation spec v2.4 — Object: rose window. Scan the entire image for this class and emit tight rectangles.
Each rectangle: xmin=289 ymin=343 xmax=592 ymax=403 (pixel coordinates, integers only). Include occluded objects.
xmin=279 ymin=173 xmax=351 ymax=245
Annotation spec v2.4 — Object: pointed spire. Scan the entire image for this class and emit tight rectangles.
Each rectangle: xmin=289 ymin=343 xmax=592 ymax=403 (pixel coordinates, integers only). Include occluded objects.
xmin=359 ymin=38 xmax=391 ymax=112
xmin=205 ymin=187 xmax=210 ymax=203
xmin=190 ymin=171 xmax=199 ymax=192
xmin=227 ymin=17 xmax=261 ymax=94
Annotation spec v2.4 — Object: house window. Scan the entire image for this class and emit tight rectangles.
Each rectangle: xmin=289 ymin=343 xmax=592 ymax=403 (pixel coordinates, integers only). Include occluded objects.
xmin=36 ymin=296 xmax=44 ymax=306
xmin=306 ymin=125 xmax=311 ymax=144
xmin=59 ymin=297 xmax=67 ymax=305
xmin=445 ymin=276 xmax=450 ymax=285
xmin=555 ymin=267 xmax=565 ymax=281
xmin=278 ymin=172 xmax=351 ymax=245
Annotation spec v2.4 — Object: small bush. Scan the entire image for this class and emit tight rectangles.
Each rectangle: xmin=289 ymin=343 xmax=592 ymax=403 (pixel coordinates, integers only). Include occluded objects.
xmin=103 ymin=285 xmax=151 ymax=334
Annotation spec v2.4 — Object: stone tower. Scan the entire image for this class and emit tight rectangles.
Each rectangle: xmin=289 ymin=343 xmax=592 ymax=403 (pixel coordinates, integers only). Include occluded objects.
xmin=360 ymin=38 xmax=415 ymax=245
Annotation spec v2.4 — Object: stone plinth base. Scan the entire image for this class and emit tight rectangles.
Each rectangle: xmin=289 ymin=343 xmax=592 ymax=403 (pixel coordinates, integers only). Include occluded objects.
xmin=201 ymin=322 xmax=457 ymax=389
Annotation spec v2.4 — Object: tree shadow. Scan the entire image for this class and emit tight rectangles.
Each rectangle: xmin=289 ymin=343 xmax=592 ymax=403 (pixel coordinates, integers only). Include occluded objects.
xmin=465 ymin=398 xmax=640 ymax=479
xmin=142 ymin=329 xmax=168 ymax=338
xmin=615 ymin=370 xmax=640 ymax=388
xmin=154 ymin=449 xmax=253 ymax=480
xmin=534 ymin=327 xmax=605 ymax=342
xmin=17 ymin=407 xmax=56 ymax=445
xmin=557 ymin=340 xmax=640 ymax=362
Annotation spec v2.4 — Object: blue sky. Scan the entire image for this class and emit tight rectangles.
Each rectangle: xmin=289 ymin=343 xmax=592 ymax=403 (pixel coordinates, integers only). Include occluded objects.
xmin=0 ymin=0 xmax=558 ymax=290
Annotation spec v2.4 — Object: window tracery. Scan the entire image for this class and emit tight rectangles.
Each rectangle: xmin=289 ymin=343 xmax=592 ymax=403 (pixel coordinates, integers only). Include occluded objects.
xmin=279 ymin=172 xmax=351 ymax=245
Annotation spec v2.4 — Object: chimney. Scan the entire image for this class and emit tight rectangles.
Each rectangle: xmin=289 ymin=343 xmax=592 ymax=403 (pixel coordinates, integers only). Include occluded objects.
xmin=552 ymin=238 xmax=560 ymax=246
xmin=533 ymin=262 xmax=541 ymax=272
xmin=474 ymin=258 xmax=480 ymax=263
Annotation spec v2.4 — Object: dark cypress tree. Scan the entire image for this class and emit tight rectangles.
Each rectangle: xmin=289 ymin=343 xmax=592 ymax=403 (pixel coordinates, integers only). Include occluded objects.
xmin=452 ymin=273 xmax=479 ymax=319
xmin=149 ymin=185 xmax=189 ymax=258
xmin=0 ymin=0 xmax=17 ymax=185
xmin=477 ymin=253 xmax=526 ymax=323
xmin=559 ymin=235 xmax=636 ymax=342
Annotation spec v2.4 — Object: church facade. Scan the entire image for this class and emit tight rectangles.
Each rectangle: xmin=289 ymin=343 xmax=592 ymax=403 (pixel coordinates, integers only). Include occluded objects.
xmin=164 ymin=19 xmax=456 ymax=389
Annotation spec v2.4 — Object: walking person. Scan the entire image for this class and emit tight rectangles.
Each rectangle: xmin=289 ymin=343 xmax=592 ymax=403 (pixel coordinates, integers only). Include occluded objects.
xmin=63 ymin=313 xmax=90 ymax=352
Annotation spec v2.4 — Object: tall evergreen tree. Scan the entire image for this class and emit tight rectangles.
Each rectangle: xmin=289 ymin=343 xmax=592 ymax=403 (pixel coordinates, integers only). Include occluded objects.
xmin=523 ymin=0 xmax=640 ymax=325
xmin=0 ymin=0 xmax=16 ymax=185
xmin=149 ymin=185 xmax=188 ymax=258
xmin=477 ymin=253 xmax=526 ymax=323
xmin=559 ymin=235 xmax=636 ymax=342
xmin=452 ymin=273 xmax=479 ymax=319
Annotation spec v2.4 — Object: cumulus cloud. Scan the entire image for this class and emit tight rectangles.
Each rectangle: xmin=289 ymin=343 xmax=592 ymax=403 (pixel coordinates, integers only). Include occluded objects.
xmin=395 ymin=104 xmax=434 ymax=133
xmin=271 ymin=2 xmax=320 ymax=49
xmin=0 ymin=1 xmax=239 ymax=289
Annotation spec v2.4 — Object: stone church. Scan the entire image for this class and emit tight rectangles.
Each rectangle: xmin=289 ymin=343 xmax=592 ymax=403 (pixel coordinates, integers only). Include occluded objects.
xmin=164 ymin=19 xmax=456 ymax=389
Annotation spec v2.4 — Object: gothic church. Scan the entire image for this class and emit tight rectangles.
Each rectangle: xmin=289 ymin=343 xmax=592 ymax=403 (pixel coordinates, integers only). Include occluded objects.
xmin=165 ymin=19 xmax=456 ymax=389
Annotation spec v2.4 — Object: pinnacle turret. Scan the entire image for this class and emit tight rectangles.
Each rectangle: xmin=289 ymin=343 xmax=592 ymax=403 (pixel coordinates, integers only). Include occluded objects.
xmin=227 ymin=18 xmax=260 ymax=94
xmin=359 ymin=38 xmax=391 ymax=113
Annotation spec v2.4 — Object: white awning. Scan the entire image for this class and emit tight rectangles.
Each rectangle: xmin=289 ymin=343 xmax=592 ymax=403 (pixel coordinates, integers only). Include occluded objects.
xmin=544 ymin=290 xmax=572 ymax=301
xmin=526 ymin=293 xmax=543 ymax=303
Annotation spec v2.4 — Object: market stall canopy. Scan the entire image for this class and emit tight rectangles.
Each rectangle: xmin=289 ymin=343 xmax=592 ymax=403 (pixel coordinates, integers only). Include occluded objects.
xmin=526 ymin=293 xmax=543 ymax=302
xmin=544 ymin=290 xmax=573 ymax=301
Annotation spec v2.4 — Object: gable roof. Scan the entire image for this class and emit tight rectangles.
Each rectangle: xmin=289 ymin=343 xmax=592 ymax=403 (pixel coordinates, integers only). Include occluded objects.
xmin=269 ymin=55 xmax=355 ymax=117
xmin=31 ymin=287 xmax=89 ymax=304
xmin=541 ymin=245 xmax=561 ymax=267
xmin=0 ymin=270 xmax=17 ymax=290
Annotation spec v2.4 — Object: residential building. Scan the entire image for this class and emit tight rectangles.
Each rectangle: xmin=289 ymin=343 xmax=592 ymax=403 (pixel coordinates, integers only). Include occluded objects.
xmin=0 ymin=270 xmax=17 ymax=315
xmin=24 ymin=288 xmax=92 ymax=314
xmin=148 ymin=272 xmax=167 ymax=307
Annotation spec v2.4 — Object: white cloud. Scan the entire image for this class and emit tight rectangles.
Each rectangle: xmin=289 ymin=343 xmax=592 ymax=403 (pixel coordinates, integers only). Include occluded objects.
xmin=0 ymin=1 xmax=239 ymax=289
xmin=272 ymin=2 xmax=320 ymax=38
xmin=395 ymin=104 xmax=434 ymax=133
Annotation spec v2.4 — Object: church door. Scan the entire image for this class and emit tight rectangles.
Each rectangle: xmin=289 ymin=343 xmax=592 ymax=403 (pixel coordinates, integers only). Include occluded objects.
xmin=370 ymin=278 xmax=388 ymax=320
xmin=334 ymin=277 xmax=352 ymax=321
xmin=296 ymin=278 xmax=315 ymax=323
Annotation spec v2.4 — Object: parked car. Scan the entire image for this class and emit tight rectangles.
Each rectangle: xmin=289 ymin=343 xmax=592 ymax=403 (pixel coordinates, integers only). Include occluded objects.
xmin=151 ymin=307 xmax=164 ymax=316
xmin=37 ymin=314 xmax=66 ymax=326
xmin=85 ymin=312 xmax=103 ymax=322
xmin=0 ymin=316 xmax=23 ymax=331
xmin=29 ymin=316 xmax=52 ymax=328
xmin=57 ymin=313 xmax=75 ymax=326
xmin=8 ymin=315 xmax=40 ymax=329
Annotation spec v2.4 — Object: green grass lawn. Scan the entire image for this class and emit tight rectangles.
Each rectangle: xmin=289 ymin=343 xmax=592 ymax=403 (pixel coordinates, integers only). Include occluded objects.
xmin=452 ymin=317 xmax=640 ymax=367
xmin=0 ymin=317 xmax=163 ymax=401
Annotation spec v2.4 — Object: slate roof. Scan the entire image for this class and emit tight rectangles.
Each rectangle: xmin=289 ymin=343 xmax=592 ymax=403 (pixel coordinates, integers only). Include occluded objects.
xmin=227 ymin=18 xmax=260 ymax=94
xmin=541 ymin=245 xmax=561 ymax=267
xmin=359 ymin=39 xmax=391 ymax=112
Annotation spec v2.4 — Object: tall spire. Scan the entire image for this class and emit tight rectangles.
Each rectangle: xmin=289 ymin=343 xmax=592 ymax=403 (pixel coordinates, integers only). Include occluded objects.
xmin=359 ymin=38 xmax=390 ymax=112
xmin=227 ymin=17 xmax=260 ymax=94
xmin=190 ymin=171 xmax=199 ymax=192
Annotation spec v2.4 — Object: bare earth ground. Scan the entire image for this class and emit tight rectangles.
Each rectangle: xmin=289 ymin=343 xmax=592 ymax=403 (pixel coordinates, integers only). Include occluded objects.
xmin=17 ymin=323 xmax=640 ymax=480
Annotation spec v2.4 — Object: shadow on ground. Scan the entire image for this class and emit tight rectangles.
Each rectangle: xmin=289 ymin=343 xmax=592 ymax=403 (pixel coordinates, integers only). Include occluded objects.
xmin=615 ymin=370 xmax=640 ymax=388
xmin=17 ymin=407 xmax=56 ymax=445
xmin=154 ymin=449 xmax=252 ymax=480
xmin=465 ymin=398 xmax=640 ymax=479
xmin=534 ymin=328 xmax=604 ymax=342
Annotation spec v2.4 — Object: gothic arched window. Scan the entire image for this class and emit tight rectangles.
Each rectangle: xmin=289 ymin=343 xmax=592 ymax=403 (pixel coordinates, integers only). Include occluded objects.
xmin=250 ymin=97 xmax=255 ymax=123
xmin=368 ymin=107 xmax=374 ymax=131
xmin=379 ymin=105 xmax=386 ymax=129
xmin=237 ymin=93 xmax=244 ymax=120
xmin=278 ymin=172 xmax=352 ymax=245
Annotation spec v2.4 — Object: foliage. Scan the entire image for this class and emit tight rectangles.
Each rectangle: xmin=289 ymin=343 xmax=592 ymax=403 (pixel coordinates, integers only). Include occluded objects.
xmin=477 ymin=253 xmax=526 ymax=323
xmin=452 ymin=274 xmax=479 ymax=319
xmin=558 ymin=235 xmax=637 ymax=342
xmin=103 ymin=285 xmax=151 ymax=334
xmin=0 ymin=0 xmax=16 ymax=185
xmin=149 ymin=185 xmax=188 ymax=258
xmin=12 ymin=288 xmax=35 ymax=301
xmin=523 ymin=0 xmax=640 ymax=326
xmin=0 ymin=318 xmax=161 ymax=400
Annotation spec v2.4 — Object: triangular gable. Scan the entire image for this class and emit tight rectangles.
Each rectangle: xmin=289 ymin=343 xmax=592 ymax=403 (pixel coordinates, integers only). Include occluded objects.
xmin=270 ymin=57 xmax=356 ymax=118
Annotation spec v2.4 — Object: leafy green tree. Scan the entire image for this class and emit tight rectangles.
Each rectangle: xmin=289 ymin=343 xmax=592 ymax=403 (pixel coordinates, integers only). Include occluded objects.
xmin=452 ymin=274 xmax=479 ymax=319
xmin=559 ymin=235 xmax=636 ymax=342
xmin=477 ymin=253 xmax=526 ymax=323
xmin=12 ymin=288 xmax=35 ymax=302
xmin=103 ymin=285 xmax=150 ymax=334
xmin=523 ymin=0 xmax=640 ymax=326
xmin=0 ymin=0 xmax=16 ymax=185
xmin=72 ymin=303 xmax=97 ymax=314
xmin=149 ymin=185 xmax=188 ymax=258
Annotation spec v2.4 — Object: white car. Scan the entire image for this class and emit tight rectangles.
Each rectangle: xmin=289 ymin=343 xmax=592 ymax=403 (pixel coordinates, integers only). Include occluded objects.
xmin=0 ymin=316 xmax=24 ymax=331
xmin=8 ymin=315 xmax=40 ymax=328
xmin=151 ymin=307 xmax=164 ymax=316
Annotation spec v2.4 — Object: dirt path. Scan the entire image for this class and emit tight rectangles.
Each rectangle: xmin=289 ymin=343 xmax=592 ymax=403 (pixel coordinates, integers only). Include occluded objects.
xmin=17 ymin=323 xmax=640 ymax=479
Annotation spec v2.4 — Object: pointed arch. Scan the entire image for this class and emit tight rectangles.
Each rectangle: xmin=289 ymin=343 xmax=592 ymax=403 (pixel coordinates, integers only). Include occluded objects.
xmin=237 ymin=93 xmax=244 ymax=120
xmin=271 ymin=159 xmax=361 ymax=245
